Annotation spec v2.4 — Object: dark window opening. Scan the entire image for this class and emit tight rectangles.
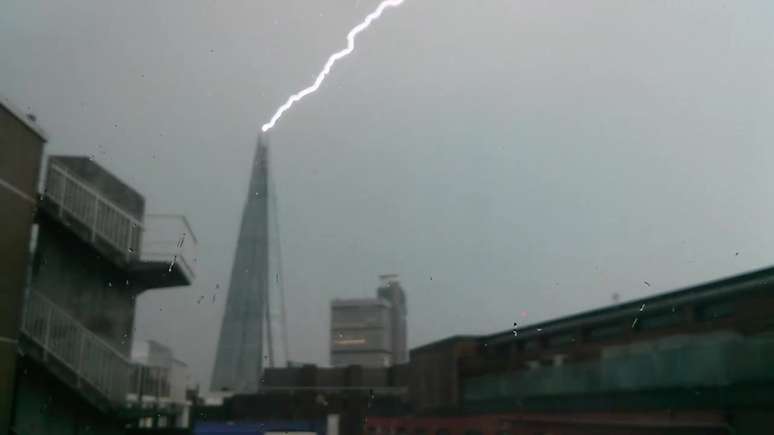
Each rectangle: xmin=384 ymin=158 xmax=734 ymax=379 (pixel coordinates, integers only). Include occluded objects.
xmin=697 ymin=300 xmax=735 ymax=321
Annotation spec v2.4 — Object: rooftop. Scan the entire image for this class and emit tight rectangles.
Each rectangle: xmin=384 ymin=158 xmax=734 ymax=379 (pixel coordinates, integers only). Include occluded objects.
xmin=483 ymin=264 xmax=774 ymax=347
xmin=332 ymin=298 xmax=391 ymax=308
xmin=0 ymin=96 xmax=48 ymax=141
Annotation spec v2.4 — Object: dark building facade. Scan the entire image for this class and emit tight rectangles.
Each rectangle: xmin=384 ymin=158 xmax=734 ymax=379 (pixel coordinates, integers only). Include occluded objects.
xmin=0 ymin=99 xmax=46 ymax=435
xmin=196 ymin=364 xmax=409 ymax=435
xmin=408 ymin=336 xmax=477 ymax=414
xmin=11 ymin=154 xmax=197 ymax=434
xmin=199 ymin=265 xmax=774 ymax=435
xmin=368 ymin=265 xmax=774 ymax=435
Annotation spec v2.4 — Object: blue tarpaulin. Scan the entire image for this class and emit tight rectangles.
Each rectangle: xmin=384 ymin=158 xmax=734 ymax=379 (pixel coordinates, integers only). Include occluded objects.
xmin=194 ymin=420 xmax=323 ymax=435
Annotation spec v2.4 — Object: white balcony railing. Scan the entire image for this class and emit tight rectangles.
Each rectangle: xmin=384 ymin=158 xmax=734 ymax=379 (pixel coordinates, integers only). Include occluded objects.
xmin=44 ymin=164 xmax=142 ymax=261
xmin=43 ymin=164 xmax=196 ymax=281
xmin=20 ymin=291 xmax=180 ymax=408
xmin=141 ymin=214 xmax=197 ymax=282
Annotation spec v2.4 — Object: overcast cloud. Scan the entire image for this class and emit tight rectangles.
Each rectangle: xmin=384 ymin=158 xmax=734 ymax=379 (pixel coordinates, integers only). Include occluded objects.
xmin=3 ymin=0 xmax=774 ymax=389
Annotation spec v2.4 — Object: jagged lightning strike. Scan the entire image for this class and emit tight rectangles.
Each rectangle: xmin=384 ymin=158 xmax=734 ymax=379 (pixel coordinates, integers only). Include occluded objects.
xmin=261 ymin=0 xmax=405 ymax=133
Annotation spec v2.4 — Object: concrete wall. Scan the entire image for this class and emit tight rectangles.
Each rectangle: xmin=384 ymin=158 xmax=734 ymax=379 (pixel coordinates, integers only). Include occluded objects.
xmin=11 ymin=356 xmax=125 ymax=435
xmin=0 ymin=102 xmax=45 ymax=434
xmin=409 ymin=337 xmax=478 ymax=414
xmin=31 ymin=213 xmax=139 ymax=356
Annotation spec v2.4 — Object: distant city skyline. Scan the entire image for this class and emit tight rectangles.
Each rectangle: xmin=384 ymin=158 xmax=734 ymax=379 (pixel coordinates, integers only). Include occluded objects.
xmin=4 ymin=1 xmax=774 ymax=390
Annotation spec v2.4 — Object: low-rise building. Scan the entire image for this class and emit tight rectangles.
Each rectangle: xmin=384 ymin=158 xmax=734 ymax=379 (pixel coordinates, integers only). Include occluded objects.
xmin=195 ymin=364 xmax=409 ymax=435
xmin=130 ymin=340 xmax=192 ymax=428
xmin=12 ymin=154 xmax=197 ymax=434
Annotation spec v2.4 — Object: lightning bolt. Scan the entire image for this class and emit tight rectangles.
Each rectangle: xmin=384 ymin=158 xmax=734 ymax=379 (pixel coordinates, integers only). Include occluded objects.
xmin=261 ymin=0 xmax=406 ymax=133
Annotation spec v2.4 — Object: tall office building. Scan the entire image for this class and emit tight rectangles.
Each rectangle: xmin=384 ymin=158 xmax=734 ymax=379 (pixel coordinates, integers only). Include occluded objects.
xmin=377 ymin=274 xmax=408 ymax=364
xmin=330 ymin=275 xmax=408 ymax=367
xmin=211 ymin=137 xmax=271 ymax=393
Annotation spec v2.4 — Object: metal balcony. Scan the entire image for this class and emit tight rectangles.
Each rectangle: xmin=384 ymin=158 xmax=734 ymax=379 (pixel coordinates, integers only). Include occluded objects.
xmin=19 ymin=291 xmax=185 ymax=414
xmin=463 ymin=333 xmax=774 ymax=406
xmin=136 ymin=213 xmax=197 ymax=287
xmin=42 ymin=162 xmax=196 ymax=287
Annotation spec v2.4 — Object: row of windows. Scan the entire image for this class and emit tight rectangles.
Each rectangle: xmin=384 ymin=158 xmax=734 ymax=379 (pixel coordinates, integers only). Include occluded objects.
xmin=493 ymin=299 xmax=736 ymax=353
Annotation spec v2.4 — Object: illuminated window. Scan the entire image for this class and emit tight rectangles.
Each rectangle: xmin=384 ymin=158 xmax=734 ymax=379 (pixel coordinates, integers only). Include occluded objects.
xmin=333 ymin=338 xmax=367 ymax=346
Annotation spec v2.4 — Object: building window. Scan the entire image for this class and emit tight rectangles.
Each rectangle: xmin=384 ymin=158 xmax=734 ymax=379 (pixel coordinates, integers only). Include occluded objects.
xmin=697 ymin=300 xmax=735 ymax=321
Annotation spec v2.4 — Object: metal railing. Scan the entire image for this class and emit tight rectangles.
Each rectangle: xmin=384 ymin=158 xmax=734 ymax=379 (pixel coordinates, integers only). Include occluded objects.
xmin=141 ymin=214 xmax=197 ymax=281
xmin=20 ymin=291 xmax=181 ymax=408
xmin=126 ymin=360 xmax=189 ymax=411
xmin=43 ymin=165 xmax=197 ymax=280
xmin=463 ymin=335 xmax=774 ymax=404
xmin=128 ymin=365 xmax=171 ymax=399
xmin=44 ymin=164 xmax=142 ymax=261
xmin=21 ymin=291 xmax=133 ymax=405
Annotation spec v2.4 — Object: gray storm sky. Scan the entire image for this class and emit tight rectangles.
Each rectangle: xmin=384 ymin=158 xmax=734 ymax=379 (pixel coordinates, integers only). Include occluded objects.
xmin=3 ymin=0 xmax=774 ymax=389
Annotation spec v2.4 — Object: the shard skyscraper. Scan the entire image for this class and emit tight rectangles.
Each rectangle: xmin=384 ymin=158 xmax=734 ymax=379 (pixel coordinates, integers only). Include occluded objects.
xmin=211 ymin=136 xmax=271 ymax=393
